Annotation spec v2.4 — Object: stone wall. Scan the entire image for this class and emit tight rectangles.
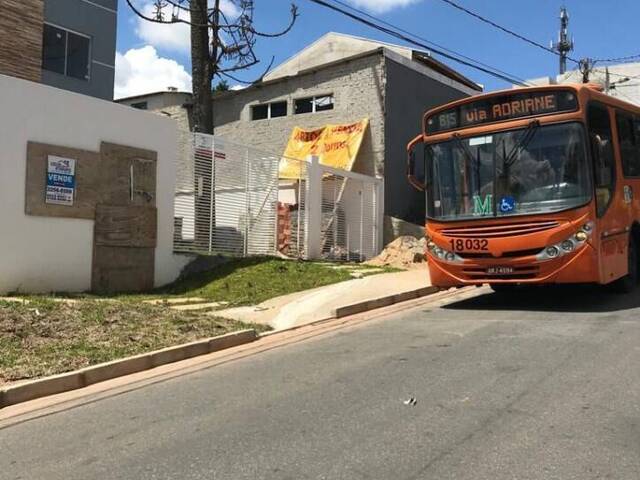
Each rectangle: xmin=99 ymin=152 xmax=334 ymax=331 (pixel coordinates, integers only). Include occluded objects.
xmin=213 ymin=52 xmax=386 ymax=177
xmin=0 ymin=0 xmax=44 ymax=82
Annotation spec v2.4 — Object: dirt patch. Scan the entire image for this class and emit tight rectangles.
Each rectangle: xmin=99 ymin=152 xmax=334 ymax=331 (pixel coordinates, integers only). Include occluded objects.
xmin=365 ymin=236 xmax=427 ymax=270
xmin=0 ymin=298 xmax=268 ymax=385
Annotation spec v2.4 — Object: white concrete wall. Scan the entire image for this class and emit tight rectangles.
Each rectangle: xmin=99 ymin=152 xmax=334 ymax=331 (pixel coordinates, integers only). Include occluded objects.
xmin=523 ymin=63 xmax=640 ymax=106
xmin=0 ymin=74 xmax=188 ymax=294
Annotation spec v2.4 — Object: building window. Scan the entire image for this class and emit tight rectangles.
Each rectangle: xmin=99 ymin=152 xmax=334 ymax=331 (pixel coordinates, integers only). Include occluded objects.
xmin=295 ymin=95 xmax=334 ymax=114
xmin=131 ymin=101 xmax=148 ymax=110
xmin=42 ymin=24 xmax=91 ymax=81
xmin=251 ymin=101 xmax=287 ymax=120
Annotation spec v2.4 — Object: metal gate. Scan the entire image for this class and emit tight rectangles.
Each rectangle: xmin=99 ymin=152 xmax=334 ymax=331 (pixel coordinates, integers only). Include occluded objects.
xmin=173 ymin=134 xmax=384 ymax=261
xmin=173 ymin=134 xmax=280 ymax=256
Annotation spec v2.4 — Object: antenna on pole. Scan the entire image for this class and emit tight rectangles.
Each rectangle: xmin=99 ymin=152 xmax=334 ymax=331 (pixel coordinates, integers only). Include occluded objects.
xmin=552 ymin=6 xmax=574 ymax=75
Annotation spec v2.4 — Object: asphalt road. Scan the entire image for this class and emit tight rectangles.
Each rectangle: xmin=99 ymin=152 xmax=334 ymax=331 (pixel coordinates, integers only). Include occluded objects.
xmin=2 ymin=285 xmax=640 ymax=480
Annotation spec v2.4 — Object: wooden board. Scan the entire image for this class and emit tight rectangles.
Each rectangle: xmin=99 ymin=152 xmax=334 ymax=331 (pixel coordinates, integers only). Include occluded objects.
xmin=91 ymin=246 xmax=155 ymax=294
xmin=99 ymin=142 xmax=157 ymax=207
xmin=25 ymin=142 xmax=101 ymax=219
xmin=94 ymin=204 xmax=157 ymax=248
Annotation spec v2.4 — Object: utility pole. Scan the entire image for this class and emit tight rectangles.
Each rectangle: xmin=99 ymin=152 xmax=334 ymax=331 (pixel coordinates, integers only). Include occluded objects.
xmin=552 ymin=6 xmax=574 ymax=75
xmin=579 ymin=58 xmax=595 ymax=83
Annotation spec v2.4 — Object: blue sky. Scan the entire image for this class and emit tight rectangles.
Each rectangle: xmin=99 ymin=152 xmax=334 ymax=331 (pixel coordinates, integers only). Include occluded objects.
xmin=115 ymin=0 xmax=640 ymax=98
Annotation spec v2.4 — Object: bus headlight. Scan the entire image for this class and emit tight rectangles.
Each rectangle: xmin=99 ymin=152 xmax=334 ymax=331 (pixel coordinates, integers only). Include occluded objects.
xmin=536 ymin=224 xmax=593 ymax=261
xmin=545 ymin=246 xmax=560 ymax=258
xmin=561 ymin=240 xmax=575 ymax=252
xmin=426 ymin=237 xmax=463 ymax=264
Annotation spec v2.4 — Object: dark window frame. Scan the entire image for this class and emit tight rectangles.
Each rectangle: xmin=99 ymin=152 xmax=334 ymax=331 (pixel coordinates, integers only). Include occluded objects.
xmin=42 ymin=23 xmax=92 ymax=82
xmin=587 ymin=102 xmax=617 ymax=218
xmin=251 ymin=100 xmax=288 ymax=120
xmin=294 ymin=94 xmax=335 ymax=115
xmin=269 ymin=101 xmax=287 ymax=118
xmin=615 ymin=109 xmax=640 ymax=178
xmin=294 ymin=97 xmax=314 ymax=115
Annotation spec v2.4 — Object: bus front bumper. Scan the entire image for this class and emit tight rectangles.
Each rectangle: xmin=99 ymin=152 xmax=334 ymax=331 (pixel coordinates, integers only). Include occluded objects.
xmin=427 ymin=242 xmax=599 ymax=288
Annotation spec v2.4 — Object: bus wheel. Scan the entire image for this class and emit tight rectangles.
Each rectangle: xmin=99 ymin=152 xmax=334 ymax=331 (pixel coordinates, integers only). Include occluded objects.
xmin=612 ymin=238 xmax=638 ymax=294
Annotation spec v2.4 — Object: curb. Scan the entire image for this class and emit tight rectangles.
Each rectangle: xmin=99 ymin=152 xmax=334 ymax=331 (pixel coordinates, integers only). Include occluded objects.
xmin=0 ymin=329 xmax=257 ymax=410
xmin=332 ymin=286 xmax=440 ymax=318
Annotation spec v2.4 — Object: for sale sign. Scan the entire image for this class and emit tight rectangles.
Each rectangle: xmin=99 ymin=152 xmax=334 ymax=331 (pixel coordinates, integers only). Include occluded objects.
xmin=45 ymin=155 xmax=76 ymax=206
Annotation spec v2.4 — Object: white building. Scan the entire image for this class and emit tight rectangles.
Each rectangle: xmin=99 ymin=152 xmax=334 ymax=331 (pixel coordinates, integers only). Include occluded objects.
xmin=524 ymin=62 xmax=640 ymax=106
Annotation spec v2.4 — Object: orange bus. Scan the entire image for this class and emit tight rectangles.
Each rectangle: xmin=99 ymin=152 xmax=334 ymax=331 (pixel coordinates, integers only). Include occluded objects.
xmin=407 ymin=83 xmax=640 ymax=293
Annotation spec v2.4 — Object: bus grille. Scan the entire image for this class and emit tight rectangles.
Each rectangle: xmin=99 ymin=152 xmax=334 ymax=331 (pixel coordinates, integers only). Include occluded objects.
xmin=458 ymin=248 xmax=542 ymax=259
xmin=441 ymin=221 xmax=560 ymax=238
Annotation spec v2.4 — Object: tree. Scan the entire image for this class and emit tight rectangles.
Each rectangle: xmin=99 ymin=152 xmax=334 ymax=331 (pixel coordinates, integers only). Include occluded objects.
xmin=126 ymin=0 xmax=298 ymax=134
xmin=213 ymin=79 xmax=230 ymax=92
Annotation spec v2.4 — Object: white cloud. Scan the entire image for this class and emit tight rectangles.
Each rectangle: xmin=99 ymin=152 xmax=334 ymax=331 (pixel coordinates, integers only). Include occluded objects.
xmin=344 ymin=0 xmax=420 ymax=13
xmin=230 ymin=84 xmax=246 ymax=91
xmin=114 ymin=46 xmax=192 ymax=99
xmin=134 ymin=0 xmax=240 ymax=52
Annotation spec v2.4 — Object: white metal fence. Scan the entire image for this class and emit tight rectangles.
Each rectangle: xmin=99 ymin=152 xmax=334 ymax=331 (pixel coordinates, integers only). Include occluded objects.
xmin=173 ymin=133 xmax=384 ymax=262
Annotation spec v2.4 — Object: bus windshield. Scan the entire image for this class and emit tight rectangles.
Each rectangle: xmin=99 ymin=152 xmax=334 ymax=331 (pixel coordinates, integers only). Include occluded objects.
xmin=426 ymin=122 xmax=592 ymax=221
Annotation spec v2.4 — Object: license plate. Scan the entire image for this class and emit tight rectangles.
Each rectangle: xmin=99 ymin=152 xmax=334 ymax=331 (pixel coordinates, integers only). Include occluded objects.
xmin=487 ymin=266 xmax=514 ymax=275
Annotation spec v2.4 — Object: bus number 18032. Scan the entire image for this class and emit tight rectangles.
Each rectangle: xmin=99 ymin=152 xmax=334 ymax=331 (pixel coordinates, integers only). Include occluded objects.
xmin=449 ymin=238 xmax=489 ymax=252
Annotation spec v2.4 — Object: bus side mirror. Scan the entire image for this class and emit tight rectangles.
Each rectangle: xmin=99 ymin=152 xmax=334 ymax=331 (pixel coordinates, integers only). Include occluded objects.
xmin=407 ymin=135 xmax=427 ymax=191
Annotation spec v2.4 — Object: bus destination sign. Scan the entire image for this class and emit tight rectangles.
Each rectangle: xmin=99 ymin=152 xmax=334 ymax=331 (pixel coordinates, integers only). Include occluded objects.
xmin=426 ymin=90 xmax=578 ymax=134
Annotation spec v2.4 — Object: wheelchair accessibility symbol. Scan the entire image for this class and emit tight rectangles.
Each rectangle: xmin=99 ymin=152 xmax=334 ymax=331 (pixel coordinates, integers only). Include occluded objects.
xmin=499 ymin=196 xmax=516 ymax=213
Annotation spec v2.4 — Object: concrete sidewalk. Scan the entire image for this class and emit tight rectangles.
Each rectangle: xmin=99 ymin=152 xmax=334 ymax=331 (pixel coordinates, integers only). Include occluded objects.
xmin=215 ymin=266 xmax=432 ymax=331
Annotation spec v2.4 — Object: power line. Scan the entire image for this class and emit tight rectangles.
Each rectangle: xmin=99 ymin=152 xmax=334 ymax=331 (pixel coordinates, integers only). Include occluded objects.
xmin=610 ymin=89 xmax=637 ymax=104
xmin=327 ymin=0 xmax=529 ymax=85
xmin=435 ymin=0 xmax=579 ymax=64
xmin=593 ymin=68 xmax=640 ymax=82
xmin=436 ymin=1 xmax=640 ymax=78
xmin=306 ymin=0 xmax=531 ymax=86
xmin=593 ymin=54 xmax=640 ymax=64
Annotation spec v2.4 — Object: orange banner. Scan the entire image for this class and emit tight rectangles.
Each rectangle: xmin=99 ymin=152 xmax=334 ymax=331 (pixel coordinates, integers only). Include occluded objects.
xmin=279 ymin=119 xmax=369 ymax=179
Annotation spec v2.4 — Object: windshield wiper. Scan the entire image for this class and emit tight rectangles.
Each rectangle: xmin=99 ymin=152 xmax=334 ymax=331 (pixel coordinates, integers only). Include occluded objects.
xmin=495 ymin=120 xmax=540 ymax=198
xmin=503 ymin=119 xmax=540 ymax=168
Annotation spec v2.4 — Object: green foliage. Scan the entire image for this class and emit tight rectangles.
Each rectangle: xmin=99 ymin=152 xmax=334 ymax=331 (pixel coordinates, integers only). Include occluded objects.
xmin=212 ymin=79 xmax=230 ymax=92
xmin=160 ymin=257 xmax=354 ymax=305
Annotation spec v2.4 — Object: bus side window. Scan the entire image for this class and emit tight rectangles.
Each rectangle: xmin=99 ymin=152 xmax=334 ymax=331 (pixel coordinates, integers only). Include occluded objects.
xmin=616 ymin=111 xmax=640 ymax=177
xmin=588 ymin=104 xmax=615 ymax=216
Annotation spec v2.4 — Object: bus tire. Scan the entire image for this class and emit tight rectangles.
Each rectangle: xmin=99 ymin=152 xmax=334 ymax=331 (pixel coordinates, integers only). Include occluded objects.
xmin=612 ymin=238 xmax=638 ymax=294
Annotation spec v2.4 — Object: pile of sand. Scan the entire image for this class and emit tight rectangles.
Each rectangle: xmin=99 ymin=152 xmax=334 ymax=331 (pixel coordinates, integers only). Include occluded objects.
xmin=365 ymin=236 xmax=426 ymax=270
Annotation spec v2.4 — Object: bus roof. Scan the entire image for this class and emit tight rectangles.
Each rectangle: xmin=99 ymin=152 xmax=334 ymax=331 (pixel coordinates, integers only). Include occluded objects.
xmin=427 ymin=83 xmax=640 ymax=118
xmin=423 ymin=83 xmax=640 ymax=137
